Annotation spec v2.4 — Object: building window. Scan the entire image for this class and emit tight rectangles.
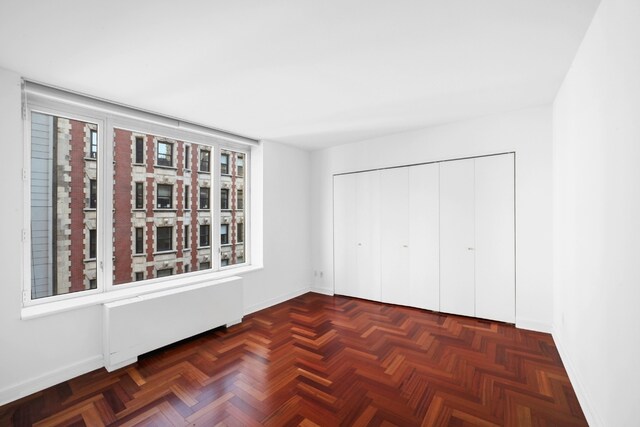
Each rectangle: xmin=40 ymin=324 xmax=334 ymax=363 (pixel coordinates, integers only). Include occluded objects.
xmin=199 ymin=187 xmax=210 ymax=210
xmin=237 ymin=254 xmax=245 ymax=264
xmin=135 ymin=272 xmax=144 ymax=281
xmin=200 ymin=149 xmax=210 ymax=172
xmin=157 ymin=184 xmax=173 ymax=209
xmin=184 ymin=264 xmax=190 ymax=273
xmin=184 ymin=225 xmax=190 ymax=249
xmin=135 ymin=182 xmax=144 ymax=209
xmin=237 ymin=223 xmax=244 ymax=243
xmin=200 ymin=261 xmax=211 ymax=270
xmin=184 ymin=185 xmax=190 ymax=210
xmin=89 ymin=229 xmax=97 ymax=259
xmin=200 ymin=224 xmax=210 ymax=247
xmin=135 ymin=136 xmax=144 ymax=164
xmin=221 ymin=258 xmax=229 ymax=267
xmin=221 ymin=153 xmax=229 ymax=174
xmin=89 ymin=179 xmax=97 ymax=209
xmin=221 ymin=188 xmax=229 ymax=210
xmin=135 ymin=227 xmax=144 ymax=254
xmin=185 ymin=145 xmax=190 ymax=170
xmin=220 ymin=224 xmax=229 ymax=245
xmin=89 ymin=129 xmax=98 ymax=159
xmin=237 ymin=189 xmax=244 ymax=210
xmin=157 ymin=226 xmax=173 ymax=252
xmin=157 ymin=141 xmax=173 ymax=167
xmin=237 ymin=156 xmax=244 ymax=177
xmin=157 ymin=268 xmax=173 ymax=278
xmin=89 ymin=279 xmax=97 ymax=289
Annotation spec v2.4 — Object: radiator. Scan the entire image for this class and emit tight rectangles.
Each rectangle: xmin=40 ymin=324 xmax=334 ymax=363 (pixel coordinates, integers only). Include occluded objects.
xmin=103 ymin=276 xmax=243 ymax=371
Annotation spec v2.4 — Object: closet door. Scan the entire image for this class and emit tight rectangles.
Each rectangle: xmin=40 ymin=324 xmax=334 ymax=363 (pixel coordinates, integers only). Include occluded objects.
xmin=380 ymin=167 xmax=410 ymax=306
xmin=439 ymin=159 xmax=475 ymax=317
xmin=334 ymin=173 xmax=358 ymax=297
xmin=354 ymin=171 xmax=381 ymax=301
xmin=475 ymin=154 xmax=515 ymax=323
xmin=409 ymin=163 xmax=440 ymax=311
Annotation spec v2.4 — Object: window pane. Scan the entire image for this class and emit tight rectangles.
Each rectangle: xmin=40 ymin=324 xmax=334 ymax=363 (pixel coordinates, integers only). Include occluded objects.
xmin=112 ymin=129 xmax=214 ymax=285
xmin=157 ymin=141 xmax=173 ymax=166
xmin=200 ymin=149 xmax=210 ymax=172
xmin=185 ymin=146 xmax=190 ymax=170
xmin=89 ymin=179 xmax=97 ymax=209
xmin=135 ymin=136 xmax=144 ymax=164
xmin=30 ymin=112 xmax=98 ymax=298
xmin=200 ymin=224 xmax=210 ymax=247
xmin=220 ymin=149 xmax=246 ymax=266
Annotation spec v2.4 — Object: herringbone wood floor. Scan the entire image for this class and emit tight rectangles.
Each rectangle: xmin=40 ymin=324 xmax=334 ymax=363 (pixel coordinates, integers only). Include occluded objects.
xmin=0 ymin=293 xmax=586 ymax=426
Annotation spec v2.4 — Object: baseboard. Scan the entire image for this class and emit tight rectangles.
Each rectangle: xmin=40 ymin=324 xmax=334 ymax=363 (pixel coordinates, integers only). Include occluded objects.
xmin=244 ymin=286 xmax=312 ymax=315
xmin=552 ymin=325 xmax=604 ymax=427
xmin=0 ymin=355 xmax=103 ymax=406
xmin=310 ymin=286 xmax=334 ymax=296
xmin=515 ymin=318 xmax=552 ymax=333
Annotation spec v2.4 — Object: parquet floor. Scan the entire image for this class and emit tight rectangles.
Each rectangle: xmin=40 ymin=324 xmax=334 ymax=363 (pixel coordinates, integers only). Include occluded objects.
xmin=0 ymin=293 xmax=586 ymax=426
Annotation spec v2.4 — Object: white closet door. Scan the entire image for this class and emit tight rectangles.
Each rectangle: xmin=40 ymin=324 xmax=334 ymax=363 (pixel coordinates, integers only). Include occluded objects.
xmin=409 ymin=163 xmax=440 ymax=311
xmin=334 ymin=173 xmax=358 ymax=297
xmin=380 ymin=167 xmax=410 ymax=306
xmin=440 ymin=159 xmax=475 ymax=317
xmin=475 ymin=154 xmax=515 ymax=323
xmin=354 ymin=171 xmax=381 ymax=301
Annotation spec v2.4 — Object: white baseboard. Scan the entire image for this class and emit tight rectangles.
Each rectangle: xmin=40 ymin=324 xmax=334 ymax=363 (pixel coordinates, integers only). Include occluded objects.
xmin=244 ymin=286 xmax=312 ymax=316
xmin=515 ymin=318 xmax=552 ymax=333
xmin=310 ymin=286 xmax=334 ymax=296
xmin=0 ymin=355 xmax=103 ymax=406
xmin=552 ymin=325 xmax=603 ymax=427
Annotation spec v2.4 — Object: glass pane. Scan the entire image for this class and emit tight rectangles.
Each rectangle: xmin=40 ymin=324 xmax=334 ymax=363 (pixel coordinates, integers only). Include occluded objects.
xmin=220 ymin=149 xmax=246 ymax=266
xmin=30 ymin=112 xmax=99 ymax=299
xmin=112 ymin=129 xmax=213 ymax=284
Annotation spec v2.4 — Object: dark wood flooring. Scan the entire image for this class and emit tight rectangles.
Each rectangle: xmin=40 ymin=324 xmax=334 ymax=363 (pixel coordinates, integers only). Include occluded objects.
xmin=0 ymin=293 xmax=586 ymax=426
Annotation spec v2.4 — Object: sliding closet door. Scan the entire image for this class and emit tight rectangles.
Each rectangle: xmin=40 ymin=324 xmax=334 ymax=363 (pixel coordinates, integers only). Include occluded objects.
xmin=475 ymin=154 xmax=515 ymax=323
xmin=439 ymin=159 xmax=475 ymax=317
xmin=409 ymin=163 xmax=440 ymax=311
xmin=334 ymin=173 xmax=358 ymax=297
xmin=380 ymin=167 xmax=410 ymax=306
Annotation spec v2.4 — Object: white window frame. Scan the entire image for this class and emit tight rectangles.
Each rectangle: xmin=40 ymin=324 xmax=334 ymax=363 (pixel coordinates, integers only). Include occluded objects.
xmin=22 ymin=81 xmax=261 ymax=315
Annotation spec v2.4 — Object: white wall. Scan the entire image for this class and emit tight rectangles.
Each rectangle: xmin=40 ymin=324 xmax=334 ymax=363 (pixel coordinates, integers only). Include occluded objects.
xmin=0 ymin=66 xmax=312 ymax=405
xmin=311 ymin=106 xmax=553 ymax=332
xmin=552 ymin=0 xmax=640 ymax=425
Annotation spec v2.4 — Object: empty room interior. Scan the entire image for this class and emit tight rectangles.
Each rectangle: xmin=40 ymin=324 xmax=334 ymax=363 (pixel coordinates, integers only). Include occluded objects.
xmin=0 ymin=0 xmax=638 ymax=425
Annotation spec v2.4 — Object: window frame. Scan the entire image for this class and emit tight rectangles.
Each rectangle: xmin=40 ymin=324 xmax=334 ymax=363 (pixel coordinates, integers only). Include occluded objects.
xmin=22 ymin=82 xmax=258 ymax=310
xmin=156 ymin=140 xmax=174 ymax=168
xmin=156 ymin=183 xmax=174 ymax=209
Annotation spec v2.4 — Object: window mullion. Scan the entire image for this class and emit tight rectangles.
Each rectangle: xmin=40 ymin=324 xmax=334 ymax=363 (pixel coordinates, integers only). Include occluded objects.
xmin=101 ymin=119 xmax=115 ymax=292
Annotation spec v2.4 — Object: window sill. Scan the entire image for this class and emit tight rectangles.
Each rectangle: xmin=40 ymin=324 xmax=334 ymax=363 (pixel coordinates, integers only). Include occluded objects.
xmin=154 ymin=208 xmax=177 ymax=212
xmin=155 ymin=164 xmax=177 ymax=170
xmin=21 ymin=264 xmax=263 ymax=320
xmin=154 ymin=250 xmax=177 ymax=255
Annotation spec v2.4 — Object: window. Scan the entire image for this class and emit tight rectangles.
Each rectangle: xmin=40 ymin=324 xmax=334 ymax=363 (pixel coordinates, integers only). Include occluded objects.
xmin=200 ymin=149 xmax=210 ymax=172
xmin=220 ymin=224 xmax=229 ymax=245
xmin=221 ymin=188 xmax=229 ymax=210
xmin=89 ymin=179 xmax=97 ymax=209
xmin=157 ymin=268 xmax=173 ymax=278
xmin=221 ymin=153 xmax=229 ymax=174
xmin=135 ymin=182 xmax=144 ymax=209
xmin=157 ymin=227 xmax=173 ymax=252
xmin=89 ymin=129 xmax=98 ymax=158
xmin=237 ymin=189 xmax=244 ymax=210
xmin=157 ymin=184 xmax=173 ymax=209
xmin=26 ymin=84 xmax=253 ymax=304
xmin=237 ymin=223 xmax=244 ymax=243
xmin=221 ymin=258 xmax=229 ymax=267
xmin=89 ymin=229 xmax=96 ymax=259
xmin=135 ymin=227 xmax=144 ymax=254
xmin=135 ymin=136 xmax=144 ymax=164
xmin=157 ymin=141 xmax=173 ymax=167
xmin=200 ymin=224 xmax=210 ymax=247
xmin=199 ymin=187 xmax=210 ymax=210
xmin=237 ymin=156 xmax=244 ymax=177
xmin=200 ymin=261 xmax=211 ymax=270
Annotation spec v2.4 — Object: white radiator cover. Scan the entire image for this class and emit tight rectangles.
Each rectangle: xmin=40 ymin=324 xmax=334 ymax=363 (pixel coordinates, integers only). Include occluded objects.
xmin=103 ymin=276 xmax=243 ymax=371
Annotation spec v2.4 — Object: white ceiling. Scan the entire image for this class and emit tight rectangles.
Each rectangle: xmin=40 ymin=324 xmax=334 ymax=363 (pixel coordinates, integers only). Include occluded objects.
xmin=0 ymin=0 xmax=600 ymax=150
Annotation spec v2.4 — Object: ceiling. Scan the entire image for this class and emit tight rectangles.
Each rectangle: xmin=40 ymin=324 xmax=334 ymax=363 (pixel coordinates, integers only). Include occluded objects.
xmin=0 ymin=0 xmax=600 ymax=150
